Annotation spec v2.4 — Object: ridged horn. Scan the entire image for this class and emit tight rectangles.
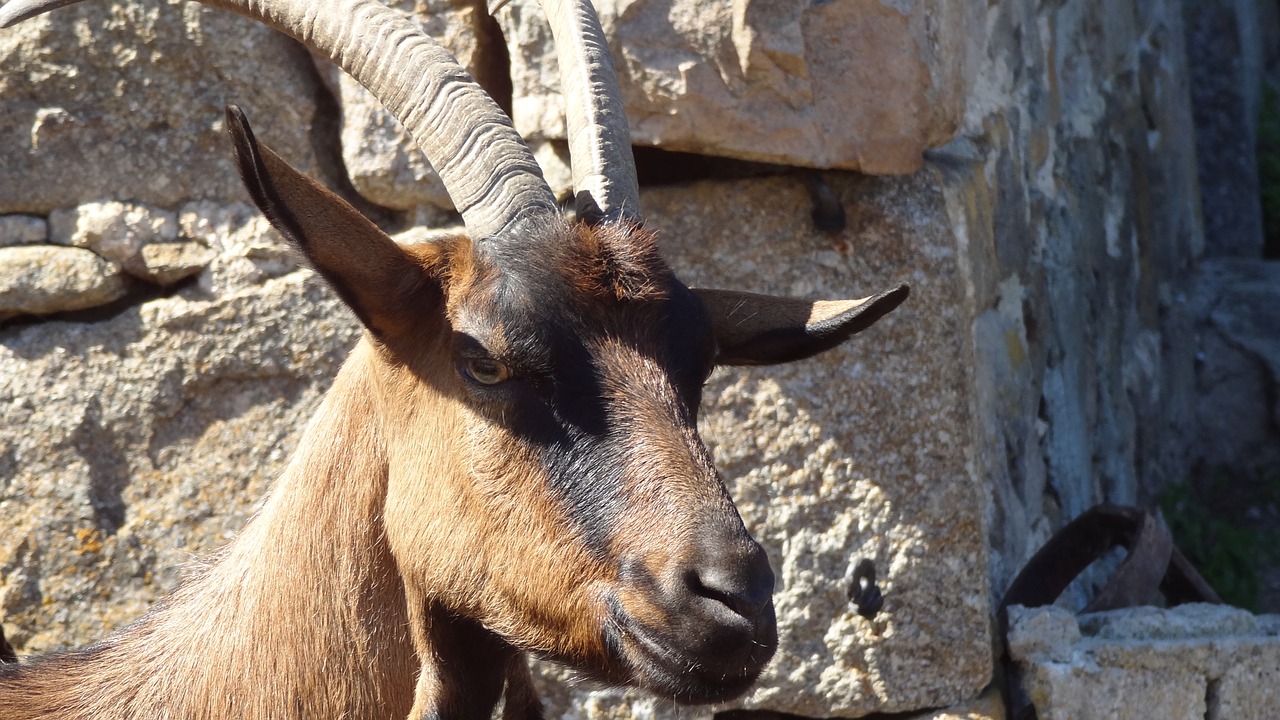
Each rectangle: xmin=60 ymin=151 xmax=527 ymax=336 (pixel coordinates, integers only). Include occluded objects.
xmin=516 ymin=0 xmax=641 ymax=224
xmin=0 ymin=0 xmax=559 ymax=240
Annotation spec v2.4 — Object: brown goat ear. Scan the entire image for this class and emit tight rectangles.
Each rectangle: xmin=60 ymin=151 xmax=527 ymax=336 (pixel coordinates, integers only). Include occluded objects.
xmin=224 ymin=105 xmax=440 ymax=340
xmin=694 ymin=284 xmax=909 ymax=366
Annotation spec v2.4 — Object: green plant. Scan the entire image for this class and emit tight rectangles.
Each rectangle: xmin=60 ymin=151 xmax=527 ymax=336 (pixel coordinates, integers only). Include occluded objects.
xmin=1160 ymin=470 xmax=1280 ymax=612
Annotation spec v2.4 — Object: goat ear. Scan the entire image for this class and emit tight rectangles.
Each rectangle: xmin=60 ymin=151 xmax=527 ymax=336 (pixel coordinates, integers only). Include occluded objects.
xmin=224 ymin=105 xmax=440 ymax=340
xmin=694 ymin=284 xmax=909 ymax=366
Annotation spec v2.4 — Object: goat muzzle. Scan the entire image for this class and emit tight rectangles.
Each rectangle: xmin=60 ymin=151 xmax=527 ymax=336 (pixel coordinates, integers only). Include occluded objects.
xmin=606 ymin=532 xmax=778 ymax=703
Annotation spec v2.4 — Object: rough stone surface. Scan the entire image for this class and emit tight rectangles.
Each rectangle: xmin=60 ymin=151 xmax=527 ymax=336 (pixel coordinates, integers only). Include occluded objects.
xmin=0 ymin=0 xmax=321 ymax=213
xmin=0 ymin=215 xmax=47 ymax=247
xmin=909 ymin=687 xmax=1005 ymax=720
xmin=0 ymin=271 xmax=359 ymax=650
xmin=953 ymin=0 xmax=1202 ymax=605
xmin=135 ymin=242 xmax=217 ymax=286
xmin=179 ymin=201 xmax=298 ymax=297
xmin=329 ymin=65 xmax=449 ymax=211
xmin=1008 ymin=604 xmax=1280 ymax=720
xmin=1185 ymin=0 xmax=1266 ymax=258
xmin=1076 ymin=603 xmax=1265 ymax=640
xmin=496 ymin=0 xmax=984 ymax=174
xmin=0 ymin=245 xmax=128 ymax=320
xmin=1004 ymin=605 xmax=1080 ymax=664
xmin=1192 ymin=258 xmax=1280 ymax=474
xmin=49 ymin=202 xmax=183 ymax=282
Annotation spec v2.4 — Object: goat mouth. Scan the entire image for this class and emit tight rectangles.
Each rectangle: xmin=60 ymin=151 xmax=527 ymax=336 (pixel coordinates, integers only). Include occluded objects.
xmin=604 ymin=597 xmax=769 ymax=704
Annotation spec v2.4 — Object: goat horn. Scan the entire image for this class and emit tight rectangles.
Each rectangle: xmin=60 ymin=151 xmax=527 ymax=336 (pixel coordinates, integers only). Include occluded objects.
xmin=529 ymin=0 xmax=641 ymax=224
xmin=0 ymin=0 xmax=559 ymax=241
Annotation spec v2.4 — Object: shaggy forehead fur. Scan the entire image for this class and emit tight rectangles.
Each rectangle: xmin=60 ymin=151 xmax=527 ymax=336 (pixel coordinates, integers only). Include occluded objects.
xmin=476 ymin=218 xmax=672 ymax=308
xmin=564 ymin=220 xmax=671 ymax=303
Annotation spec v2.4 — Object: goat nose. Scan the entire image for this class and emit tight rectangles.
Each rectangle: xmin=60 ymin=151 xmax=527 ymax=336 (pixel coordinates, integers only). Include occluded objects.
xmin=683 ymin=538 xmax=774 ymax=622
xmin=609 ymin=533 xmax=778 ymax=701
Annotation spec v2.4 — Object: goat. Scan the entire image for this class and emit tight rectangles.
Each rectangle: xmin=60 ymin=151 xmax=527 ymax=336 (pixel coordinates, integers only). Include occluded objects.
xmin=0 ymin=0 xmax=909 ymax=717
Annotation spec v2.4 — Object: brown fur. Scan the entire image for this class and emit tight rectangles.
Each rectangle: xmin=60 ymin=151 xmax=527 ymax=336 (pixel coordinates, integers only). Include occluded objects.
xmin=565 ymin=221 xmax=669 ymax=303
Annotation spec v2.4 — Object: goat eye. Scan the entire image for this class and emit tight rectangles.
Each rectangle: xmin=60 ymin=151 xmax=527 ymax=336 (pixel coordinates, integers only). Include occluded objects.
xmin=463 ymin=357 xmax=511 ymax=385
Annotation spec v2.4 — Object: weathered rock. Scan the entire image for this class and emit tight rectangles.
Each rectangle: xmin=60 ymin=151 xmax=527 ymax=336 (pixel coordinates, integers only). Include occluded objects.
xmin=531 ymin=139 xmax=575 ymax=201
xmin=179 ymin=201 xmax=298 ymax=296
xmin=909 ymin=687 xmax=1005 ymax=720
xmin=49 ymin=201 xmax=184 ymax=282
xmin=1185 ymin=0 xmax=1266 ymax=257
xmin=330 ymin=63 xmax=450 ymax=211
xmin=1007 ymin=604 xmax=1280 ymax=720
xmin=953 ymin=0 xmax=1202 ymax=605
xmin=135 ymin=242 xmax=218 ymax=286
xmin=0 ymin=245 xmax=128 ymax=320
xmin=0 ymin=215 xmax=47 ymax=247
xmin=495 ymin=0 xmax=984 ymax=173
xmin=1077 ymin=603 xmax=1265 ymax=640
xmin=1005 ymin=605 xmax=1081 ymax=664
xmin=0 ymin=270 xmax=360 ymax=650
xmin=1192 ymin=258 xmax=1280 ymax=474
xmin=0 ymin=0 xmax=320 ymax=213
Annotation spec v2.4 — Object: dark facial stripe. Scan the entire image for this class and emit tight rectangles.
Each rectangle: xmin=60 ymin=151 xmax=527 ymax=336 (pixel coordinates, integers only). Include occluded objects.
xmin=457 ymin=223 xmax=717 ymax=563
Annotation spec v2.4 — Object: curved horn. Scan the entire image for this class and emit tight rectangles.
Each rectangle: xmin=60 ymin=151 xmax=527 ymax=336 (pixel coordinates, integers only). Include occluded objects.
xmin=0 ymin=0 xmax=558 ymax=240
xmin=532 ymin=0 xmax=641 ymax=224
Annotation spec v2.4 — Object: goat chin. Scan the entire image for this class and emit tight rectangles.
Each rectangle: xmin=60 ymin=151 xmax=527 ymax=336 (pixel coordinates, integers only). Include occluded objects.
xmin=597 ymin=591 xmax=778 ymax=704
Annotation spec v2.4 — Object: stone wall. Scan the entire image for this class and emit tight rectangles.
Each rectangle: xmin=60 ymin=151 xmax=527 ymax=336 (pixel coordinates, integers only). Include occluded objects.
xmin=0 ymin=0 xmax=1205 ymax=717
xmin=1007 ymin=604 xmax=1280 ymax=719
xmin=956 ymin=0 xmax=1201 ymax=606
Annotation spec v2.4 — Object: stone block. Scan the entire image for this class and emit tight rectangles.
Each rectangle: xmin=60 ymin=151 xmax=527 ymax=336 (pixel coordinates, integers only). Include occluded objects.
xmin=0 ymin=215 xmax=47 ymax=247
xmin=1008 ymin=605 xmax=1280 ymax=720
xmin=1023 ymin=662 xmax=1207 ymax=720
xmin=1192 ymin=259 xmax=1280 ymax=473
xmin=1077 ymin=603 xmax=1260 ymax=641
xmin=1214 ymin=645 xmax=1280 ymax=720
xmin=1006 ymin=605 xmax=1080 ymax=663
xmin=495 ymin=0 xmax=984 ymax=174
xmin=135 ymin=242 xmax=217 ymax=287
xmin=0 ymin=0 xmax=320 ymax=213
xmin=0 ymin=270 xmax=360 ymax=650
xmin=0 ymin=245 xmax=128 ymax=320
xmin=908 ymin=687 xmax=1005 ymax=720
xmin=49 ymin=202 xmax=186 ymax=283
xmin=178 ymin=201 xmax=298 ymax=296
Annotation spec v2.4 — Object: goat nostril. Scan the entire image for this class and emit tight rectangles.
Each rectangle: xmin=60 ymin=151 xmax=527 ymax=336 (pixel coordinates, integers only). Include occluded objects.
xmin=684 ymin=545 xmax=774 ymax=621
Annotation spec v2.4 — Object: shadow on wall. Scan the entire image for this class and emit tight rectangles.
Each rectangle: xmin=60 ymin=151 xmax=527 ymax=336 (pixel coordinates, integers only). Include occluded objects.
xmin=1183 ymin=0 xmax=1280 ymax=615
